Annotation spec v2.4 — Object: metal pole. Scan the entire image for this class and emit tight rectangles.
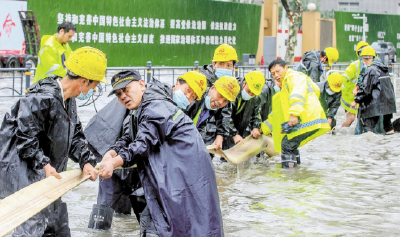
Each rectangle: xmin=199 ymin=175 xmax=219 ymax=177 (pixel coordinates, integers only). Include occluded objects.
xmin=146 ymin=61 xmax=151 ymax=83
xmin=25 ymin=62 xmax=32 ymax=94
xmin=362 ymin=14 xmax=366 ymax=42
xmin=194 ymin=61 xmax=199 ymax=72
xmin=235 ymin=67 xmax=239 ymax=78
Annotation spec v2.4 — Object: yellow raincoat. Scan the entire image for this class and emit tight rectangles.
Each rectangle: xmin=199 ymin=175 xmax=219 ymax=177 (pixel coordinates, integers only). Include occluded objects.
xmin=261 ymin=69 xmax=330 ymax=152
xmin=33 ymin=34 xmax=73 ymax=83
xmin=340 ymin=61 xmax=361 ymax=114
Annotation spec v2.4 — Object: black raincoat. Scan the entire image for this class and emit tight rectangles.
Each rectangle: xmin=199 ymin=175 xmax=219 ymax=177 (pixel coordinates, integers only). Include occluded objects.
xmin=185 ymin=88 xmax=233 ymax=148
xmin=0 ymin=75 xmax=96 ymax=236
xmin=199 ymin=64 xmax=218 ymax=87
xmin=259 ymin=78 xmax=275 ymax=121
xmin=111 ymin=79 xmax=224 ymax=236
xmin=84 ymin=99 xmax=143 ymax=217
xmin=354 ymin=60 xmax=397 ymax=119
xmin=223 ymin=78 xmax=262 ymax=148
xmin=317 ymin=81 xmax=341 ymax=120
xmin=296 ymin=50 xmax=323 ymax=83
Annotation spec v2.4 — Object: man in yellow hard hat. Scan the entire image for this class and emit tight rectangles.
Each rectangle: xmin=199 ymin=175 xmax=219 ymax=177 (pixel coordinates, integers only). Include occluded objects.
xmin=186 ymin=76 xmax=240 ymax=152
xmin=0 ymin=46 xmax=105 ymax=236
xmin=98 ymin=69 xmax=223 ymax=236
xmin=340 ymin=41 xmax=369 ymax=128
xmin=317 ymin=72 xmax=343 ymax=129
xmin=33 ymin=22 xmax=76 ymax=83
xmin=262 ymin=59 xmax=330 ymax=168
xmin=84 ymin=70 xmax=207 ymax=230
xmin=200 ymin=43 xmax=238 ymax=87
xmin=352 ymin=46 xmax=396 ymax=134
xmin=223 ymin=70 xmax=266 ymax=150
xmin=295 ymin=47 xmax=339 ymax=83
xmin=172 ymin=71 xmax=208 ymax=109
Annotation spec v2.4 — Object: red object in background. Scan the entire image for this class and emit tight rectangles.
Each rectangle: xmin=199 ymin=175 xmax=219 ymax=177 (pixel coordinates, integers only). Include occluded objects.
xmin=3 ymin=13 xmax=16 ymax=37
xmin=261 ymin=56 xmax=264 ymax=66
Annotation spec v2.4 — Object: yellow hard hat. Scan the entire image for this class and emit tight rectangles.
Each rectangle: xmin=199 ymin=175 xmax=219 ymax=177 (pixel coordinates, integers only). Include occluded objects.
xmin=177 ymin=71 xmax=207 ymax=100
xmin=212 ymin=44 xmax=238 ymax=63
xmin=325 ymin=47 xmax=339 ymax=66
xmin=327 ymin=72 xmax=343 ymax=93
xmin=360 ymin=46 xmax=376 ymax=58
xmin=244 ymin=70 xmax=265 ymax=96
xmin=214 ymin=76 xmax=240 ymax=101
xmin=356 ymin=41 xmax=369 ymax=56
xmin=65 ymin=46 xmax=108 ymax=84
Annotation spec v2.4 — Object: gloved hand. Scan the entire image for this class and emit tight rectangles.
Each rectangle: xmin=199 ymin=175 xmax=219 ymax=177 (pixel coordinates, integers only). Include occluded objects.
xmin=281 ymin=119 xmax=302 ymax=134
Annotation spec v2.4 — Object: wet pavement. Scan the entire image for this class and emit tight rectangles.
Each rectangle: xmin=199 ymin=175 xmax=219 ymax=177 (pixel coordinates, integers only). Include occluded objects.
xmin=1 ymin=76 xmax=400 ymax=236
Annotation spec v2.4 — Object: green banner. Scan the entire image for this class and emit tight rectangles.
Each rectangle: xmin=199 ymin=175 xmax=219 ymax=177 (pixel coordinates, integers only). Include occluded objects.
xmin=335 ymin=11 xmax=400 ymax=62
xmin=27 ymin=0 xmax=261 ymax=67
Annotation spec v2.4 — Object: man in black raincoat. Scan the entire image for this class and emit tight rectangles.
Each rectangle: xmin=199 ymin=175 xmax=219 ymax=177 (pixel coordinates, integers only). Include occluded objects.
xmin=99 ymin=72 xmax=223 ymax=236
xmin=317 ymin=72 xmax=343 ymax=129
xmin=295 ymin=47 xmax=339 ymax=83
xmin=222 ymin=71 xmax=265 ymax=149
xmin=0 ymin=46 xmax=104 ymax=236
xmin=185 ymin=76 xmax=241 ymax=153
xmin=353 ymin=46 xmax=396 ymax=134
xmin=85 ymin=70 xmax=208 ymax=230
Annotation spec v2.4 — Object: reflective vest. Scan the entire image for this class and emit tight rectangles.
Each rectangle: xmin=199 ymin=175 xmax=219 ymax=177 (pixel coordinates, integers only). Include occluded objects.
xmin=261 ymin=69 xmax=330 ymax=152
xmin=33 ymin=34 xmax=73 ymax=83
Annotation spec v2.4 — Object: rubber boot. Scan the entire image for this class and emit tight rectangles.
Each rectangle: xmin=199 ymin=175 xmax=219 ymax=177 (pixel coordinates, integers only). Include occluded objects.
xmin=281 ymin=153 xmax=297 ymax=169
xmin=88 ymin=204 xmax=114 ymax=230
xmin=294 ymin=149 xmax=300 ymax=165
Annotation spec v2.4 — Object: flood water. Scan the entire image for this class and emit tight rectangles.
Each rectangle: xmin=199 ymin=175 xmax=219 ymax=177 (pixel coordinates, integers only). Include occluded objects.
xmin=1 ymin=75 xmax=400 ymax=236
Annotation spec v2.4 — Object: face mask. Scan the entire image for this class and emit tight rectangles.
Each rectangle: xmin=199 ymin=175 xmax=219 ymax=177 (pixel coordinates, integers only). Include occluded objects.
xmin=241 ymin=89 xmax=254 ymax=101
xmin=215 ymin=68 xmax=232 ymax=78
xmin=173 ymin=89 xmax=190 ymax=109
xmin=273 ymin=85 xmax=281 ymax=92
xmin=205 ymin=96 xmax=218 ymax=111
xmin=326 ymin=88 xmax=335 ymax=95
xmin=76 ymin=84 xmax=93 ymax=100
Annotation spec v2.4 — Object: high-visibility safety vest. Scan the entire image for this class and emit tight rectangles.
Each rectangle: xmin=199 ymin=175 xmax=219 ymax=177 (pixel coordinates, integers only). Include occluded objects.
xmin=261 ymin=69 xmax=330 ymax=152
xmin=340 ymin=60 xmax=361 ymax=114
xmin=33 ymin=34 xmax=73 ymax=83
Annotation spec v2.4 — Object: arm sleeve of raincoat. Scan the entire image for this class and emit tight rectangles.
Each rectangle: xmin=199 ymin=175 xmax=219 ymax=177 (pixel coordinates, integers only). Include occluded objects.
xmin=343 ymin=63 xmax=357 ymax=84
xmin=15 ymin=97 xmax=52 ymax=170
xmin=308 ymin=61 xmax=322 ymax=82
xmin=69 ymin=118 xmax=97 ymax=169
xmin=354 ymin=70 xmax=375 ymax=103
xmin=327 ymin=95 xmax=341 ymax=119
xmin=36 ymin=46 xmax=67 ymax=81
xmin=260 ymin=112 xmax=273 ymax=135
xmin=249 ymin=99 xmax=262 ymax=129
xmin=217 ymin=103 xmax=234 ymax=137
xmin=109 ymin=120 xmax=132 ymax=154
xmin=119 ymin=112 xmax=164 ymax=168
xmin=287 ymin=75 xmax=307 ymax=117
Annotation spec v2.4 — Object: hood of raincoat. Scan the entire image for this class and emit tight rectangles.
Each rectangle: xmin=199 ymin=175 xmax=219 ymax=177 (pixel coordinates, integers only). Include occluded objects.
xmin=199 ymin=64 xmax=217 ymax=87
xmin=115 ymin=79 xmax=224 ymax=236
xmin=0 ymin=75 xmax=95 ymax=198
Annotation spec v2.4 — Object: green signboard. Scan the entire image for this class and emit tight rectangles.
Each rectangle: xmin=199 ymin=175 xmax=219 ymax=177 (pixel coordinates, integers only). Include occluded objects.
xmin=335 ymin=11 xmax=400 ymax=62
xmin=28 ymin=0 xmax=261 ymax=67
